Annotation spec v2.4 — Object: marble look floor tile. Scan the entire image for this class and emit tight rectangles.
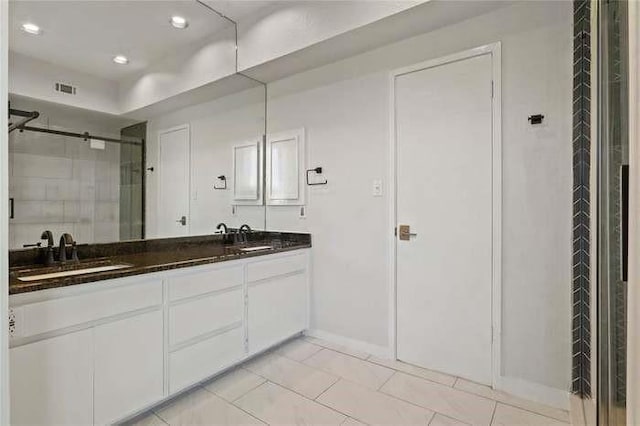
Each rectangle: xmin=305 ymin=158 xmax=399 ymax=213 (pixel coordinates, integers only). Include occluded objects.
xmin=126 ymin=412 xmax=168 ymax=426
xmin=304 ymin=349 xmax=394 ymax=390
xmin=154 ymin=388 xmax=264 ymax=425
xmin=453 ymin=379 xmax=569 ymax=423
xmin=303 ymin=336 xmax=370 ymax=360
xmin=367 ymin=356 xmax=457 ymax=387
xmin=317 ymin=379 xmax=434 ymax=425
xmin=429 ymin=413 xmax=469 ymax=426
xmin=491 ymin=403 xmax=569 ymax=426
xmin=380 ymin=373 xmax=495 ymax=425
xmin=203 ymin=368 xmax=266 ymax=402
xmin=235 ymin=382 xmax=346 ymax=425
xmin=277 ymin=338 xmax=323 ymax=362
xmin=244 ymin=352 xmax=339 ymax=399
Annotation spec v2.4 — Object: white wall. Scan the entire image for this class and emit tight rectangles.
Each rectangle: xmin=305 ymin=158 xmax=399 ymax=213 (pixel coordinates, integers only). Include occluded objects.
xmin=265 ymin=0 xmax=572 ymax=397
xmin=145 ymin=83 xmax=265 ymax=237
xmin=9 ymin=52 xmax=120 ymax=115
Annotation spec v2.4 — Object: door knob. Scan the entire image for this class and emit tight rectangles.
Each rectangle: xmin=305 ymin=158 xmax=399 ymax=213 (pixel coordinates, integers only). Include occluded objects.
xmin=176 ymin=216 xmax=187 ymax=226
xmin=398 ymin=225 xmax=417 ymax=241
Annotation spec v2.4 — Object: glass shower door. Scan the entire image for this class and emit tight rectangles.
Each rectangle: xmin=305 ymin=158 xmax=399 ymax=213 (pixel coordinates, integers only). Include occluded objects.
xmin=598 ymin=0 xmax=629 ymax=424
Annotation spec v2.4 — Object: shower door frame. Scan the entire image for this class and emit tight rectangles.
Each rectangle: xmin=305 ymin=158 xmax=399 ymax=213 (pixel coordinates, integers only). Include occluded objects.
xmin=626 ymin=0 xmax=639 ymax=423
xmin=597 ymin=0 xmax=631 ymax=423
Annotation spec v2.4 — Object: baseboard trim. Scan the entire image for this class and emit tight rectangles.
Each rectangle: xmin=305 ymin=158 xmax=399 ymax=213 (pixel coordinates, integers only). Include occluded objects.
xmin=304 ymin=329 xmax=391 ymax=359
xmin=569 ymin=394 xmax=587 ymax=426
xmin=497 ymin=375 xmax=569 ymax=410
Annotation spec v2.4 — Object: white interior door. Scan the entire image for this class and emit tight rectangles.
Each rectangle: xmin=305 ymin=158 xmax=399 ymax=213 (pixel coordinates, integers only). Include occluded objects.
xmin=395 ymin=52 xmax=495 ymax=385
xmin=158 ymin=126 xmax=190 ymax=237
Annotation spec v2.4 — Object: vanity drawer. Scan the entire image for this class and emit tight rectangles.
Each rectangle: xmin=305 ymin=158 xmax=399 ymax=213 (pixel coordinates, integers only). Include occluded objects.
xmin=246 ymin=253 xmax=306 ymax=283
xmin=169 ymin=326 xmax=244 ymax=394
xmin=167 ymin=266 xmax=243 ymax=302
xmin=13 ymin=279 xmax=162 ymax=338
xmin=169 ymin=288 xmax=243 ymax=347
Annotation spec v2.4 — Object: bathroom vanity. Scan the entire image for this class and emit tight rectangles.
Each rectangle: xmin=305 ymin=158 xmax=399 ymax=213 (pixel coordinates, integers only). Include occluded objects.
xmin=7 ymin=233 xmax=311 ymax=425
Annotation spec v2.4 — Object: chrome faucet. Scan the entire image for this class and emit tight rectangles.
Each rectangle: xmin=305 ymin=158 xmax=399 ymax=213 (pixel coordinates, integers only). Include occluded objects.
xmin=40 ymin=230 xmax=55 ymax=266
xmin=58 ymin=233 xmax=78 ymax=263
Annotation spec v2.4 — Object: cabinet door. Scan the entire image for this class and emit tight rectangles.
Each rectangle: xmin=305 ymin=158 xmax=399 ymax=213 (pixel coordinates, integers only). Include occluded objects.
xmin=266 ymin=128 xmax=306 ymax=206
xmin=10 ymin=329 xmax=93 ymax=425
xmin=248 ymin=273 xmax=307 ymax=353
xmin=94 ymin=310 xmax=164 ymax=425
xmin=233 ymin=139 xmax=263 ymax=205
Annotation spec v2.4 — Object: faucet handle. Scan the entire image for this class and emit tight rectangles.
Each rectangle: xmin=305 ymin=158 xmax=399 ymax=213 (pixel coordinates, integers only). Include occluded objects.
xmin=71 ymin=241 xmax=79 ymax=262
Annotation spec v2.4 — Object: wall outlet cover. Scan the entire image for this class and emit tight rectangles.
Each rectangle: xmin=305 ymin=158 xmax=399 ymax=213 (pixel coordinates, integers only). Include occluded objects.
xmin=8 ymin=307 xmax=22 ymax=338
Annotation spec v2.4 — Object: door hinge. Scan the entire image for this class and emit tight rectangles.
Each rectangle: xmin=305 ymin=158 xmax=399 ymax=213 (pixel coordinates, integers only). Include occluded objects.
xmin=491 ymin=81 xmax=494 ymax=99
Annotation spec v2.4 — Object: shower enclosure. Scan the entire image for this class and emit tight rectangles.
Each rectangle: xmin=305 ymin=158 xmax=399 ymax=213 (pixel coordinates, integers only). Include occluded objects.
xmin=598 ymin=0 xmax=629 ymax=424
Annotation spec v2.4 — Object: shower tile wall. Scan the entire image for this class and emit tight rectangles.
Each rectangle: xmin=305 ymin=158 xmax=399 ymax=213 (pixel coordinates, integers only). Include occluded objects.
xmin=8 ymin=128 xmax=120 ymax=249
xmin=571 ymin=0 xmax=592 ymax=398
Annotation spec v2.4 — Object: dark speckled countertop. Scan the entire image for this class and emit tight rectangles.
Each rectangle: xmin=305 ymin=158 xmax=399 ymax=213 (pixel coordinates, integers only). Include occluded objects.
xmin=9 ymin=232 xmax=311 ymax=295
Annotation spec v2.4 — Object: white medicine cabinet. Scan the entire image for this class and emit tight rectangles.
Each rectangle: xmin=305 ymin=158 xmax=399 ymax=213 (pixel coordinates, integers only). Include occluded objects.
xmin=266 ymin=128 xmax=306 ymax=206
xmin=232 ymin=128 xmax=306 ymax=207
xmin=232 ymin=139 xmax=264 ymax=205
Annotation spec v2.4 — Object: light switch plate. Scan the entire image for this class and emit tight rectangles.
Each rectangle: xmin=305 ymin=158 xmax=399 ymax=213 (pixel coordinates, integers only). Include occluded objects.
xmin=372 ymin=179 xmax=383 ymax=197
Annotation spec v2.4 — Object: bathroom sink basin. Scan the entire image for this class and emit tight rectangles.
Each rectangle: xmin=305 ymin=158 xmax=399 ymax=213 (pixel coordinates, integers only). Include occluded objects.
xmin=239 ymin=246 xmax=273 ymax=252
xmin=15 ymin=261 xmax=133 ymax=282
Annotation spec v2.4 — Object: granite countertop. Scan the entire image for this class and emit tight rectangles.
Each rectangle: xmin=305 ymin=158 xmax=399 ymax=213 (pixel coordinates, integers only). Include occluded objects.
xmin=9 ymin=232 xmax=311 ymax=295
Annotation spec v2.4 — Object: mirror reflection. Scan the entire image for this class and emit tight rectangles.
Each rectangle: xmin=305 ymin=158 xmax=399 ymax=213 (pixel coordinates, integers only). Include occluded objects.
xmin=7 ymin=0 xmax=266 ymax=249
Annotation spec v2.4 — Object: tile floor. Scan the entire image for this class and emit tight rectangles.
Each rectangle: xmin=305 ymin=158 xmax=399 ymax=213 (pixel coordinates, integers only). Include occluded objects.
xmin=126 ymin=336 xmax=571 ymax=426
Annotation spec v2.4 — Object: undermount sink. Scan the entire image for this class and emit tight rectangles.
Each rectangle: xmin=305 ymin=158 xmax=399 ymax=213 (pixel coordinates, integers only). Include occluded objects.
xmin=239 ymin=246 xmax=273 ymax=252
xmin=16 ymin=262 xmax=133 ymax=282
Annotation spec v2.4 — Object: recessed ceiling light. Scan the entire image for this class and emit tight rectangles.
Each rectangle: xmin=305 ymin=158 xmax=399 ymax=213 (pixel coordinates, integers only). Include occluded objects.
xmin=113 ymin=55 xmax=129 ymax=65
xmin=21 ymin=23 xmax=42 ymax=35
xmin=170 ymin=16 xmax=188 ymax=29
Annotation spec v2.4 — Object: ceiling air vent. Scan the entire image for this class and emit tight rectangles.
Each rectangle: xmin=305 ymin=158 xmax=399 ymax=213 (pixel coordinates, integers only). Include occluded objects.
xmin=55 ymin=82 xmax=77 ymax=95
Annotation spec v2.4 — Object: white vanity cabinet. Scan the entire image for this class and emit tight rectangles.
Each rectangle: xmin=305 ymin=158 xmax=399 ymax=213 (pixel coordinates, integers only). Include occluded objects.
xmin=94 ymin=310 xmax=164 ymax=425
xmin=248 ymin=253 xmax=308 ymax=353
xmin=9 ymin=249 xmax=310 ymax=425
xmin=10 ymin=329 xmax=94 ymax=425
xmin=166 ymin=264 xmax=245 ymax=394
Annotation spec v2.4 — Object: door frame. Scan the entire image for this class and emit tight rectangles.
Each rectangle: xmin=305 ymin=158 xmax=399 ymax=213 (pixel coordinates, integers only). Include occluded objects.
xmin=157 ymin=124 xmax=191 ymax=236
xmin=388 ymin=42 xmax=502 ymax=387
xmin=0 ymin=0 xmax=9 ymax=422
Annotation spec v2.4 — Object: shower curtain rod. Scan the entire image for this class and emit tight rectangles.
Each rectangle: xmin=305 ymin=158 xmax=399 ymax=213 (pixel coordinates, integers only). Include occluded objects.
xmin=8 ymin=107 xmax=144 ymax=146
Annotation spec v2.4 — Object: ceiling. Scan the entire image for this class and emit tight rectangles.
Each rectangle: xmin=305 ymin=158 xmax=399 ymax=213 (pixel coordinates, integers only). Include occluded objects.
xmin=8 ymin=0 xmax=276 ymax=81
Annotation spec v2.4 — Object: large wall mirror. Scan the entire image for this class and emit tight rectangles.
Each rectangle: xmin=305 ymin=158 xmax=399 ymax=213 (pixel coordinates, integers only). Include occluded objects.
xmin=7 ymin=0 xmax=266 ymax=249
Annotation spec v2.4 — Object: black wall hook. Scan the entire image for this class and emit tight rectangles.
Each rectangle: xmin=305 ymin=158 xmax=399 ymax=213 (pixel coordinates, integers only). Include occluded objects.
xmin=306 ymin=167 xmax=327 ymax=186
xmin=214 ymin=175 xmax=227 ymax=190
